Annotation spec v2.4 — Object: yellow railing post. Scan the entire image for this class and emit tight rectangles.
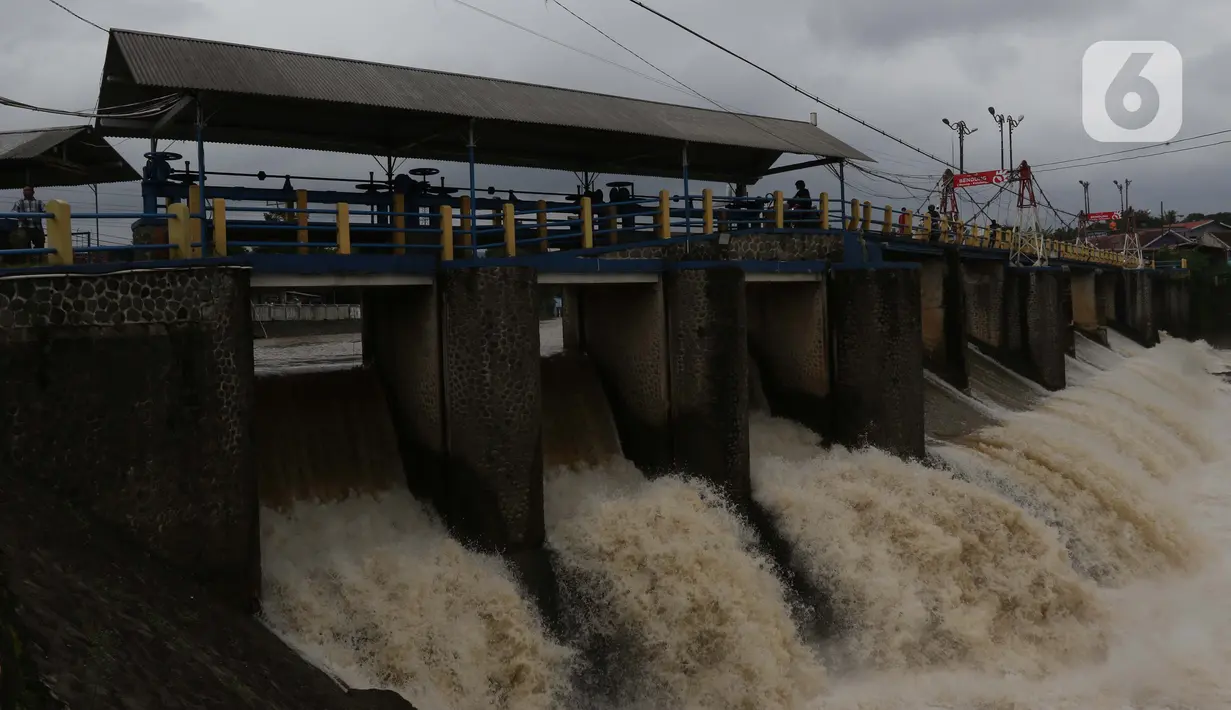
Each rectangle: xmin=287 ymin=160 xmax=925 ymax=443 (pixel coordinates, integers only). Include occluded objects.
xmin=45 ymin=199 xmax=73 ymax=265
xmin=392 ymin=193 xmax=406 ymax=256
xmin=581 ymin=196 xmax=594 ymax=249
xmin=440 ymin=205 xmax=454 ymax=261
xmin=882 ymin=205 xmax=893 ymax=235
xmin=773 ymin=190 xmax=785 ymax=228
xmin=336 ymin=203 xmax=351 ymax=254
xmin=956 ymin=220 xmax=966 ymax=244
xmin=536 ymin=200 xmax=548 ymax=253
xmin=903 ymin=209 xmax=915 ymax=238
xmin=188 ymin=184 xmax=202 ymax=257
xmin=702 ymin=188 xmax=714 ymax=234
xmin=846 ymin=199 xmax=860 ymax=230
xmin=503 ymin=203 xmax=516 ymax=256
xmin=921 ymin=213 xmax=932 ymax=240
xmin=167 ymin=203 xmax=190 ymax=259
xmin=658 ymin=190 xmax=671 ymax=239
xmin=860 ymin=201 xmax=872 ymax=232
xmin=604 ymin=205 xmax=618 ymax=246
xmin=295 ymin=189 xmax=309 ymax=256
xmin=212 ymin=198 xmax=228 ymax=256
xmin=1182 ymin=257 xmax=1188 ymax=269
xmin=819 ymin=192 xmax=829 ymax=229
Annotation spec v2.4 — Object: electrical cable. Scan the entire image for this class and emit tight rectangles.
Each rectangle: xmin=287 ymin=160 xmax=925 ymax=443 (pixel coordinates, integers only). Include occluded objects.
xmin=616 ymin=0 xmax=956 ymax=169
xmin=43 ymin=0 xmax=106 ymax=32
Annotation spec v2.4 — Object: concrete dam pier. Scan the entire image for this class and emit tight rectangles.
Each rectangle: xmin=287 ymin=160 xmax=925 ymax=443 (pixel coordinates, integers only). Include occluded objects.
xmin=0 ymin=244 xmax=1195 ymax=637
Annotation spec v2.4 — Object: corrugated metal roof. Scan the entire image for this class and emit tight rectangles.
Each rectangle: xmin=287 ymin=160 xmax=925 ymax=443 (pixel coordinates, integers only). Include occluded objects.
xmin=104 ymin=29 xmax=869 ymax=162
xmin=0 ymin=124 xmax=140 ymax=188
xmin=0 ymin=126 xmax=88 ymax=161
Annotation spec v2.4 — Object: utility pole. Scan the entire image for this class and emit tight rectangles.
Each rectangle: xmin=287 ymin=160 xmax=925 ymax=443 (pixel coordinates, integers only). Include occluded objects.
xmin=1114 ymin=180 xmax=1125 ymax=212
xmin=942 ymin=118 xmax=977 ymax=172
xmin=989 ymin=108 xmax=1006 ymax=170
xmin=1079 ymin=180 xmax=1091 ymax=215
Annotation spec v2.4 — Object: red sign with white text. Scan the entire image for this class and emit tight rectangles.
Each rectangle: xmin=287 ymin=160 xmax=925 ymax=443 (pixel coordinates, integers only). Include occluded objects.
xmin=952 ymin=170 xmax=1008 ymax=188
xmin=1086 ymin=211 xmax=1121 ymax=222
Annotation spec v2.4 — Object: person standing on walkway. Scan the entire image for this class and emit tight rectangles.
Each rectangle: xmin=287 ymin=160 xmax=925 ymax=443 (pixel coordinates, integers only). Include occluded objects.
xmin=11 ymin=186 xmax=47 ymax=251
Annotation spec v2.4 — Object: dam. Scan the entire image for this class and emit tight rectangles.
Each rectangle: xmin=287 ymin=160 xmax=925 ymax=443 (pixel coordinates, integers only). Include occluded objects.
xmin=1 ymin=28 xmax=1227 ymax=710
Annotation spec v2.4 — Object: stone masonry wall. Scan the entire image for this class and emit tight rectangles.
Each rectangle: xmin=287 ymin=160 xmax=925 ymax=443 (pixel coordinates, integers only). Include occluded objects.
xmin=0 ymin=266 xmax=256 ymax=611
xmin=828 ymin=266 xmax=925 ymax=460
xmin=438 ymin=266 xmax=543 ymax=553
xmin=664 ymin=266 xmax=751 ymax=505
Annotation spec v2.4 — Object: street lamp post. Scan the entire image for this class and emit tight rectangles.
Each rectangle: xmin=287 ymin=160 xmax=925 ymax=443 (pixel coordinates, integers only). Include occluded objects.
xmin=988 ymin=107 xmax=1006 ymax=170
xmin=1007 ymin=114 xmax=1024 ymax=167
xmin=941 ymin=118 xmax=977 ymax=173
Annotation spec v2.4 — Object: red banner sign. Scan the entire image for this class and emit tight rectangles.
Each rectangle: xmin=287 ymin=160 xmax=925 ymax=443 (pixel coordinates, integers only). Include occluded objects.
xmin=952 ymin=170 xmax=1008 ymax=188
xmin=1085 ymin=211 xmax=1121 ymax=222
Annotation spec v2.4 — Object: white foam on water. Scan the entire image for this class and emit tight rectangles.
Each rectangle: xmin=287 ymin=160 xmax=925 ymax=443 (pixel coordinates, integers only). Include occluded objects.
xmin=545 ymin=459 xmax=827 ymax=709
xmin=260 ymin=490 xmax=576 ymax=710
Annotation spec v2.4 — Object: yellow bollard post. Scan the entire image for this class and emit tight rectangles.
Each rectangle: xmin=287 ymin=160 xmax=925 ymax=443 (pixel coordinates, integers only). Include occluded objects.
xmin=903 ymin=209 xmax=915 ymax=239
xmin=957 ymin=220 xmax=966 ymax=245
xmin=940 ymin=216 xmax=950 ymax=242
xmin=1182 ymin=257 xmax=1188 ymax=269
xmin=847 ymin=199 xmax=860 ymax=230
xmin=503 ymin=203 xmax=516 ymax=256
xmin=537 ymin=200 xmax=549 ymax=253
xmin=773 ymin=190 xmax=785 ymax=228
xmin=167 ymin=203 xmax=190 ymax=259
xmin=819 ymin=192 xmax=829 ymax=229
xmin=581 ymin=196 xmax=594 ymax=249
xmin=439 ymin=205 xmax=454 ymax=261
xmin=702 ymin=188 xmax=715 ymax=234
xmin=658 ymin=190 xmax=671 ymax=239
xmin=860 ymin=201 xmax=872 ymax=232
xmin=295 ymin=189 xmax=309 ymax=256
xmin=336 ymin=203 xmax=351 ymax=254
xmin=882 ymin=205 xmax=893 ymax=234
xmin=922 ymin=213 xmax=932 ymax=240
xmin=212 ymin=198 xmax=228 ymax=256
xmin=392 ymin=192 xmax=406 ymax=256
xmin=45 ymin=199 xmax=73 ymax=265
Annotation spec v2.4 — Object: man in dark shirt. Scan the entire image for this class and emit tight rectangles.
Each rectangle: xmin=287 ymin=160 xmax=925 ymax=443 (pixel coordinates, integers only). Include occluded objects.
xmin=788 ymin=180 xmax=812 ymax=227
xmin=927 ymin=205 xmax=942 ymax=243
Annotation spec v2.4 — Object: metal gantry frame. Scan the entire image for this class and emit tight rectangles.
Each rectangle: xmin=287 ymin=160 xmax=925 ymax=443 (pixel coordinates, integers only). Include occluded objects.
xmin=1010 ymin=161 xmax=1047 ymax=266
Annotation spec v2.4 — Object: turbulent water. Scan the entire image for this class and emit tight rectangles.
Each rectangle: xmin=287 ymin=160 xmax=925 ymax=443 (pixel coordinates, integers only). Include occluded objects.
xmin=254 ymin=324 xmax=1231 ymax=710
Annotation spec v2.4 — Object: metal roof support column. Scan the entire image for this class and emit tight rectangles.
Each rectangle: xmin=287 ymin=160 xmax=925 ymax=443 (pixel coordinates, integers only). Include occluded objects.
xmin=838 ymin=159 xmax=847 ymax=229
xmin=467 ymin=119 xmax=477 ymax=257
xmin=196 ymin=96 xmax=209 ymax=257
xmin=682 ymin=141 xmax=691 ymax=236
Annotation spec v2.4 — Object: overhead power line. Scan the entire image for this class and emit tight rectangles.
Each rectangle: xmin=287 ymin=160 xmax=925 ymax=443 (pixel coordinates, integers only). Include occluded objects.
xmin=616 ymin=0 xmax=956 ymax=169
xmin=1034 ymin=139 xmax=1231 ymax=173
xmin=0 ymin=93 xmax=183 ymax=119
xmin=43 ymin=0 xmax=106 ymax=32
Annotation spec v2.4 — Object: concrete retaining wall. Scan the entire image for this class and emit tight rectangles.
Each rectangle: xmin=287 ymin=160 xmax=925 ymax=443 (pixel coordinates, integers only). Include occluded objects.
xmin=746 ymin=280 xmax=830 ymax=437
xmin=1158 ymin=272 xmax=1193 ymax=340
xmin=362 ymin=286 xmax=444 ymax=504
xmin=0 ymin=266 xmax=257 ymax=611
xmin=1118 ymin=270 xmax=1158 ymax=345
xmin=962 ymin=260 xmax=1005 ymax=350
xmin=1071 ymin=271 xmax=1106 ymax=345
xmin=576 ymin=282 xmax=672 ymax=473
xmin=1018 ymin=269 xmax=1068 ymax=391
xmin=828 ymin=266 xmax=925 ymax=460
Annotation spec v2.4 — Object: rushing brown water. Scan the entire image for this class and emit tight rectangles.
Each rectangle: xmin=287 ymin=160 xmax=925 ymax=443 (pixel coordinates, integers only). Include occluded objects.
xmin=255 ymin=325 xmax=1231 ymax=710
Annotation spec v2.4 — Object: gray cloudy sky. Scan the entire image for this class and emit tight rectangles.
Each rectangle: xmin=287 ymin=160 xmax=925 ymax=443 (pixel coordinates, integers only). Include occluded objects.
xmin=2 ymin=0 xmax=1227 ymax=243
